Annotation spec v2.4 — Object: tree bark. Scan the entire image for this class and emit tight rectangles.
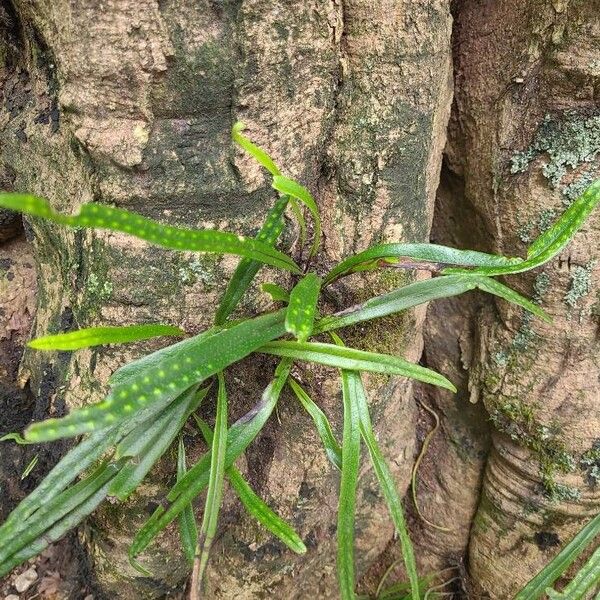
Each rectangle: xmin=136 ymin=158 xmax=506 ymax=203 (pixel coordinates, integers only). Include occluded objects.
xmin=3 ymin=1 xmax=598 ymax=598
xmin=450 ymin=1 xmax=600 ymax=597
xmin=0 ymin=1 xmax=453 ymax=597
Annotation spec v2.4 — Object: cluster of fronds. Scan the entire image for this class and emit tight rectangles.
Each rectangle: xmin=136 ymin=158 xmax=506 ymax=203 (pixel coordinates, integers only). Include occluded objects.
xmin=0 ymin=124 xmax=598 ymax=599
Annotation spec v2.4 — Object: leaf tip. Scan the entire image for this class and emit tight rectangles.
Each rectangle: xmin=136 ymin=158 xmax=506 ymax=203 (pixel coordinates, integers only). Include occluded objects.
xmin=232 ymin=121 xmax=245 ymax=137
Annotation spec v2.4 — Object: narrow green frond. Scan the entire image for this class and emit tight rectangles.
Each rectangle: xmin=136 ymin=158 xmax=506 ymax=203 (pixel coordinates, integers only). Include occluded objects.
xmin=0 ymin=429 xmax=119 ymax=534
xmin=177 ymin=436 xmax=198 ymax=565
xmin=129 ymin=359 xmax=292 ymax=561
xmin=285 ymin=273 xmax=321 ymax=341
xmin=262 ymin=282 xmax=290 ymax=302
xmin=337 ymin=362 xmax=361 ymax=600
xmin=527 ymin=178 xmax=600 ymax=260
xmin=473 ymin=276 xmax=551 ymax=322
xmin=331 ymin=332 xmax=419 ymax=600
xmin=315 ymin=275 xmax=479 ymax=334
xmin=288 ymin=378 xmax=342 ymax=470
xmin=193 ymin=372 xmax=229 ymax=589
xmin=0 ymin=193 xmax=300 ymax=274
xmin=28 ymin=323 xmax=184 ymax=351
xmin=444 ymin=179 xmax=600 ymax=277
xmin=288 ymin=197 xmax=308 ymax=248
xmin=324 ymin=243 xmax=523 ymax=285
xmin=551 ymin=544 xmax=600 ymax=599
xmin=272 ymin=175 xmax=321 ymax=257
xmin=515 ymin=513 xmax=600 ymax=600
xmin=231 ymin=122 xmax=281 ymax=176
xmin=258 ymin=341 xmax=457 ymax=392
xmin=25 ymin=310 xmax=286 ymax=443
xmin=215 ymin=195 xmax=289 ymax=325
xmin=109 ymin=386 xmax=206 ymax=500
xmin=0 ymin=464 xmax=118 ymax=578
xmin=0 ymin=463 xmax=119 ymax=570
xmin=195 ymin=415 xmax=306 ymax=555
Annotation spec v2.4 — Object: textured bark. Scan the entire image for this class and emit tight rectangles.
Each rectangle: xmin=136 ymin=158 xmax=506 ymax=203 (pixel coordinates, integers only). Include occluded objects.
xmin=450 ymin=1 xmax=600 ymax=597
xmin=0 ymin=1 xmax=452 ymax=598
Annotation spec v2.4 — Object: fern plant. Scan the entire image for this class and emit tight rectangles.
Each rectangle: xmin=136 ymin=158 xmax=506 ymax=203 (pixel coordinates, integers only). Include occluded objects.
xmin=0 ymin=123 xmax=598 ymax=600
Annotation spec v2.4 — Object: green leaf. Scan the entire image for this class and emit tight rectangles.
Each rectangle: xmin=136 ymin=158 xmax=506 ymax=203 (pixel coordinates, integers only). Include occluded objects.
xmin=0 ymin=462 xmax=118 ymax=568
xmin=515 ymin=512 xmax=600 ymax=600
xmin=340 ymin=356 xmax=419 ymax=600
xmin=232 ymin=122 xmax=281 ymax=176
xmin=195 ymin=415 xmax=306 ymax=555
xmin=444 ymin=179 xmax=600 ymax=277
xmin=28 ymin=324 xmax=184 ymax=351
xmin=25 ymin=310 xmax=287 ymax=442
xmin=262 ymin=282 xmax=290 ymax=302
xmin=114 ymin=386 xmax=207 ymax=461
xmin=215 ymin=195 xmax=289 ymax=325
xmin=285 ymin=273 xmax=321 ymax=342
xmin=109 ymin=386 xmax=206 ymax=500
xmin=0 ymin=464 xmax=118 ymax=578
xmin=288 ymin=378 xmax=342 ymax=470
xmin=528 ymin=178 xmax=600 ymax=259
xmin=324 ymin=243 xmax=524 ymax=285
xmin=315 ymin=275 xmax=480 ymax=334
xmin=193 ymin=372 xmax=228 ymax=589
xmin=20 ymin=455 xmax=38 ymax=480
xmin=0 ymin=429 xmax=119 ymax=534
xmin=177 ymin=436 xmax=198 ymax=565
xmin=554 ymin=544 xmax=600 ymax=599
xmin=129 ymin=359 xmax=292 ymax=560
xmin=474 ymin=277 xmax=551 ymax=322
xmin=258 ymin=341 xmax=457 ymax=392
xmin=337 ymin=357 xmax=361 ymax=600
xmin=315 ymin=274 xmax=548 ymax=334
xmin=272 ymin=175 xmax=321 ymax=257
xmin=288 ymin=197 xmax=308 ymax=249
xmin=0 ymin=193 xmax=300 ymax=274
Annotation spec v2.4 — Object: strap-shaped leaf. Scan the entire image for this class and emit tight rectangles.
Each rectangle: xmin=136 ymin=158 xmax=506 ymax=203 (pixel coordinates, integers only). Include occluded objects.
xmin=444 ymin=179 xmax=600 ymax=277
xmin=515 ymin=512 xmax=600 ymax=600
xmin=315 ymin=275 xmax=480 ymax=334
xmin=474 ymin=277 xmax=551 ymax=322
xmin=25 ymin=310 xmax=287 ymax=442
xmin=28 ymin=324 xmax=184 ymax=351
xmin=528 ymin=178 xmax=600 ymax=260
xmin=195 ymin=416 xmax=306 ymax=555
xmin=285 ymin=273 xmax=321 ymax=341
xmin=0 ymin=428 xmax=119 ymax=534
xmin=550 ymin=544 xmax=600 ymax=599
xmin=232 ymin=122 xmax=281 ymax=177
xmin=258 ymin=341 xmax=457 ymax=392
xmin=0 ymin=464 xmax=118 ymax=578
xmin=337 ymin=358 xmax=361 ymax=600
xmin=262 ymin=282 xmax=290 ymax=302
xmin=109 ymin=386 xmax=206 ymax=500
xmin=177 ymin=436 xmax=198 ymax=565
xmin=192 ymin=372 xmax=228 ymax=590
xmin=272 ymin=176 xmax=321 ymax=257
xmin=344 ymin=362 xmax=419 ymax=600
xmin=288 ymin=378 xmax=342 ymax=470
xmin=129 ymin=359 xmax=292 ymax=560
xmin=315 ymin=274 xmax=548 ymax=334
xmin=114 ymin=386 xmax=209 ymax=460
xmin=0 ymin=193 xmax=300 ymax=274
xmin=0 ymin=462 xmax=118 ymax=568
xmin=324 ymin=243 xmax=524 ymax=285
xmin=215 ymin=195 xmax=289 ymax=325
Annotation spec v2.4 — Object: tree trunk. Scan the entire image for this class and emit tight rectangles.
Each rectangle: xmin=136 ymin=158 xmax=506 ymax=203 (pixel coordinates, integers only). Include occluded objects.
xmin=2 ymin=1 xmax=599 ymax=599
xmin=449 ymin=1 xmax=600 ymax=597
xmin=1 ymin=1 xmax=453 ymax=598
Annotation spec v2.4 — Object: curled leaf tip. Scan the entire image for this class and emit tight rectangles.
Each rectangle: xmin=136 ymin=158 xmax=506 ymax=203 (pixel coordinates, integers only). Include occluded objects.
xmin=232 ymin=121 xmax=245 ymax=136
